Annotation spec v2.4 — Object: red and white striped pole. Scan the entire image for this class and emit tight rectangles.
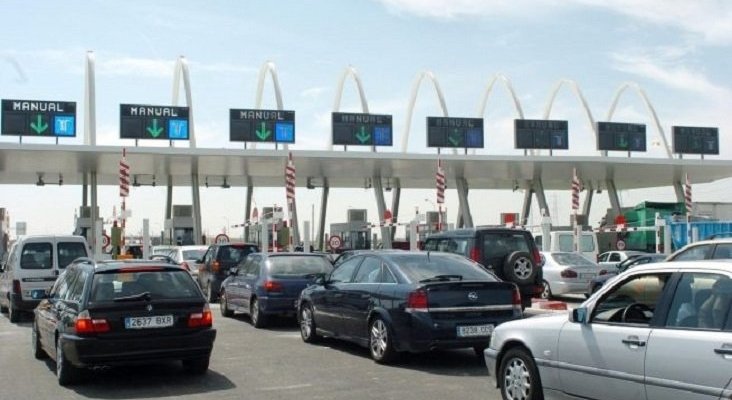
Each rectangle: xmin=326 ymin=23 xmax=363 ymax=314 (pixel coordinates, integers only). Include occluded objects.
xmin=119 ymin=148 xmax=130 ymax=255
xmin=685 ymin=173 xmax=693 ymax=244
xmin=436 ymin=159 xmax=446 ymax=232
xmin=285 ymin=152 xmax=296 ymax=251
xmin=571 ymin=168 xmax=581 ymax=252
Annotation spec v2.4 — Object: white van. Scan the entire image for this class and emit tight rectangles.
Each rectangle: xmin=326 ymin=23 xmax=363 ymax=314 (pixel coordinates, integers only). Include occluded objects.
xmin=534 ymin=231 xmax=599 ymax=261
xmin=0 ymin=235 xmax=89 ymax=322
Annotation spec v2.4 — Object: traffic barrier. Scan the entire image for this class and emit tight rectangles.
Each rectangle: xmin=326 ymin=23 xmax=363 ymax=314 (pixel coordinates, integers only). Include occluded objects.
xmin=531 ymin=298 xmax=568 ymax=311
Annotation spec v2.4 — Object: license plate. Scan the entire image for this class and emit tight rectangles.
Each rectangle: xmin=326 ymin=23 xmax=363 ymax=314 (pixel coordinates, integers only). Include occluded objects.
xmin=457 ymin=324 xmax=494 ymax=337
xmin=30 ymin=289 xmax=47 ymax=299
xmin=580 ymin=273 xmax=595 ymax=280
xmin=124 ymin=315 xmax=174 ymax=329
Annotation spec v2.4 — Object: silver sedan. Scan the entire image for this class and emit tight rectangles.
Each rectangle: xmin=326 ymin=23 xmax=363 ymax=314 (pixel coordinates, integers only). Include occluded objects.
xmin=485 ymin=260 xmax=732 ymax=400
xmin=539 ymin=251 xmax=603 ymax=299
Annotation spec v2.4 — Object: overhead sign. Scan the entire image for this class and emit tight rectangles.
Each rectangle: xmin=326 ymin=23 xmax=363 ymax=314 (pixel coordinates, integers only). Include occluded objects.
xmin=426 ymin=117 xmax=484 ymax=148
xmin=514 ymin=119 xmax=569 ymax=150
xmin=230 ymin=109 xmax=295 ymax=143
xmin=120 ymin=104 xmax=189 ymax=140
xmin=597 ymin=122 xmax=647 ymax=152
xmin=672 ymin=126 xmax=719 ymax=155
xmin=332 ymin=112 xmax=392 ymax=146
xmin=1 ymin=99 xmax=76 ymax=137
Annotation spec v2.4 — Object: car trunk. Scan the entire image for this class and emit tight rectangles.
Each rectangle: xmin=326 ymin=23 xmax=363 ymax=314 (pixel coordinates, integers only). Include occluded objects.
xmin=268 ymin=275 xmax=320 ymax=297
xmin=423 ymin=280 xmax=518 ymax=318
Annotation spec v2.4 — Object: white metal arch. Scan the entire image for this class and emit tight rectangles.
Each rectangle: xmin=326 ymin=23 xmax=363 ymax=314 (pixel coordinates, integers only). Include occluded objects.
xmin=474 ymin=73 xmax=525 ymax=154
xmin=253 ymin=61 xmax=286 ymax=150
xmin=543 ymin=79 xmax=597 ymax=155
xmin=84 ymin=51 xmax=96 ymax=146
xmin=400 ymin=71 xmax=449 ymax=153
xmin=328 ymin=66 xmax=370 ymax=151
xmin=172 ymin=56 xmax=196 ymax=148
xmin=606 ymin=81 xmax=673 ymax=158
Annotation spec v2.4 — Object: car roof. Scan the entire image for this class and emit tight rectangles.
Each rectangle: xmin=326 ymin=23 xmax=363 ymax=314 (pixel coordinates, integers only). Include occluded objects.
xmin=680 ymin=238 xmax=732 ymax=246
xmin=91 ymin=260 xmax=185 ymax=273
xmin=623 ymin=259 xmax=732 ymax=274
xmin=426 ymin=227 xmax=529 ymax=239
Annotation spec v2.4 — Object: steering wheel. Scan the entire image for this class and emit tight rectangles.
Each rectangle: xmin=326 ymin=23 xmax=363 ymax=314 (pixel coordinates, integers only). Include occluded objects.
xmin=621 ymin=303 xmax=653 ymax=323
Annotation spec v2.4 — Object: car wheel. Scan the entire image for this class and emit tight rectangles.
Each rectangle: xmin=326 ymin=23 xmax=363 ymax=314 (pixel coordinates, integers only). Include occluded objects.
xmin=540 ymin=281 xmax=552 ymax=300
xmin=369 ymin=317 xmax=397 ymax=364
xmin=250 ymin=297 xmax=267 ymax=328
xmin=220 ymin=290 xmax=234 ymax=318
xmin=299 ymin=303 xmax=319 ymax=343
xmin=206 ymin=283 xmax=218 ymax=303
xmin=32 ymin=320 xmax=47 ymax=360
xmin=182 ymin=356 xmax=210 ymax=375
xmin=499 ymin=347 xmax=543 ymax=400
xmin=56 ymin=337 xmax=81 ymax=386
xmin=8 ymin=304 xmax=20 ymax=323
xmin=503 ymin=252 xmax=538 ymax=286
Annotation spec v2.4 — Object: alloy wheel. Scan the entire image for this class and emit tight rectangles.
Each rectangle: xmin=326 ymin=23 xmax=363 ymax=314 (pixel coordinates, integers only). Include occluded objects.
xmin=503 ymin=357 xmax=531 ymax=400
xmin=513 ymin=257 xmax=532 ymax=280
xmin=370 ymin=319 xmax=388 ymax=359
xmin=300 ymin=307 xmax=313 ymax=338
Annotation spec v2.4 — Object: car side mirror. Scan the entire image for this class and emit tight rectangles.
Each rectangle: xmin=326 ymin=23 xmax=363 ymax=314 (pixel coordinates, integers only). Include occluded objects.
xmin=228 ymin=267 xmax=239 ymax=276
xmin=570 ymin=307 xmax=589 ymax=324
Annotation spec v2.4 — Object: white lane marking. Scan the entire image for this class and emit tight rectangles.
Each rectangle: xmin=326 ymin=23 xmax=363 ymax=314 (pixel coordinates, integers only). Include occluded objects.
xmin=274 ymin=333 xmax=301 ymax=338
xmin=259 ymin=384 xmax=312 ymax=391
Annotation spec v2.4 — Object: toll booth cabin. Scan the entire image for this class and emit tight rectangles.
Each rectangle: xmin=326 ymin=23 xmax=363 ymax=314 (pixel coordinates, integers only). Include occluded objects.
xmin=165 ymin=205 xmax=195 ymax=245
xmin=329 ymin=209 xmax=371 ymax=252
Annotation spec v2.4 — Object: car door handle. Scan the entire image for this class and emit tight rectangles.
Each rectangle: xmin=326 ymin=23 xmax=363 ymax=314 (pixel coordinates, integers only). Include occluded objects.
xmin=622 ymin=338 xmax=646 ymax=347
xmin=714 ymin=348 xmax=732 ymax=356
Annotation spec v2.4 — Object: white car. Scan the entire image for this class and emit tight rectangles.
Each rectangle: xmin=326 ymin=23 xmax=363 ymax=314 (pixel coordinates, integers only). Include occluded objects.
xmin=485 ymin=260 xmax=732 ymax=400
xmin=539 ymin=251 xmax=603 ymax=299
xmin=159 ymin=245 xmax=209 ymax=276
xmin=596 ymin=250 xmax=647 ymax=268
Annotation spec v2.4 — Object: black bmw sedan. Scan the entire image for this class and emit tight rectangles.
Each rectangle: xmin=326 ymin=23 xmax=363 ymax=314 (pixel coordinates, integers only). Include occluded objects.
xmin=32 ymin=259 xmax=216 ymax=385
xmin=298 ymin=251 xmax=522 ymax=363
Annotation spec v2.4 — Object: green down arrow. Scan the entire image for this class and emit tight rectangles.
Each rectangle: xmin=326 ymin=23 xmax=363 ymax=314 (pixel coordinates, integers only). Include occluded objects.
xmin=355 ymin=126 xmax=370 ymax=144
xmin=256 ymin=122 xmax=271 ymax=140
xmin=448 ymin=129 xmax=462 ymax=146
xmin=617 ymin=135 xmax=629 ymax=148
xmin=147 ymin=119 xmax=164 ymax=138
xmin=30 ymin=115 xmax=48 ymax=134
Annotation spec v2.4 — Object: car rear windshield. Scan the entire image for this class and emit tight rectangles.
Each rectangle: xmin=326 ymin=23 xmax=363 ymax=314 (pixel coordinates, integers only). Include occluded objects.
xmin=483 ymin=232 xmax=531 ymax=259
xmin=217 ymin=245 xmax=258 ymax=264
xmin=57 ymin=242 xmax=88 ymax=269
xmin=269 ymin=256 xmax=332 ymax=277
xmin=90 ymin=269 xmax=201 ymax=302
xmin=393 ymin=254 xmax=497 ymax=283
xmin=551 ymin=252 xmax=596 ymax=267
xmin=20 ymin=243 xmax=53 ymax=269
xmin=423 ymin=237 xmax=474 ymax=257
xmin=183 ymin=249 xmax=207 ymax=260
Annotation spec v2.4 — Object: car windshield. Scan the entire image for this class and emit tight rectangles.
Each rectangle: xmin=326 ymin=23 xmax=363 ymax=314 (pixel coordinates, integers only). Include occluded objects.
xmin=269 ymin=256 xmax=332 ymax=277
xmin=90 ymin=269 xmax=201 ymax=302
xmin=57 ymin=242 xmax=87 ymax=269
xmin=394 ymin=253 xmax=496 ymax=283
xmin=551 ymin=253 xmax=596 ymax=267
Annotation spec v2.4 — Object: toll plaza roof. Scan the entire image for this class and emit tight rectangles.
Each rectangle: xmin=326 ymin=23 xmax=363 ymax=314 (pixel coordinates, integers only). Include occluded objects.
xmin=1 ymin=142 xmax=730 ymax=191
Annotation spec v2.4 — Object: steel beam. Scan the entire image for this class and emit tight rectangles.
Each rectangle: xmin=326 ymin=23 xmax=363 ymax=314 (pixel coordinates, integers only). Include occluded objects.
xmin=455 ymin=177 xmax=473 ymax=228
xmin=372 ymin=177 xmax=392 ymax=249
xmin=245 ymin=181 xmax=253 ymax=242
xmin=534 ymin=180 xmax=550 ymax=221
xmin=606 ymin=179 xmax=622 ymax=214
xmin=191 ymin=173 xmax=202 ymax=245
xmin=317 ymin=180 xmax=329 ymax=251
xmin=521 ymin=188 xmax=534 ymax=227
xmin=390 ymin=182 xmax=401 ymax=241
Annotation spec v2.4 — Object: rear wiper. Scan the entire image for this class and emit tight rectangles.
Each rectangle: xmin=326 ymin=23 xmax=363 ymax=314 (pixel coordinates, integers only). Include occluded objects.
xmin=419 ymin=274 xmax=463 ymax=283
xmin=113 ymin=292 xmax=152 ymax=302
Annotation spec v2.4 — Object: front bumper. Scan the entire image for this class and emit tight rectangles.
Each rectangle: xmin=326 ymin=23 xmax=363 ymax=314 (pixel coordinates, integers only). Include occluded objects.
xmin=61 ymin=328 xmax=216 ymax=367
xmin=484 ymin=347 xmax=499 ymax=379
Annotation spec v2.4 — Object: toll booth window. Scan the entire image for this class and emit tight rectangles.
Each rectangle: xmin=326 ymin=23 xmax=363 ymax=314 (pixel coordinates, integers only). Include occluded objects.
xmin=20 ymin=243 xmax=53 ymax=269
xmin=58 ymin=242 xmax=88 ymax=269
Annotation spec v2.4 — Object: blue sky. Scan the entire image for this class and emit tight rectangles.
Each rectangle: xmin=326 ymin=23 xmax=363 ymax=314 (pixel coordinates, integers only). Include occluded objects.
xmin=1 ymin=0 xmax=731 ymax=238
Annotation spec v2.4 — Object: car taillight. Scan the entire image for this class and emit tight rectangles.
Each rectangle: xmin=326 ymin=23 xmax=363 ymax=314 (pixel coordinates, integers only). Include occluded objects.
xmin=560 ymin=269 xmax=578 ymax=278
xmin=12 ymin=280 xmax=21 ymax=295
xmin=188 ymin=305 xmax=213 ymax=328
xmin=75 ymin=310 xmax=110 ymax=335
xmin=532 ymin=248 xmax=542 ymax=266
xmin=599 ymin=269 xmax=608 ymax=276
xmin=406 ymin=289 xmax=428 ymax=312
xmin=212 ymin=260 xmax=220 ymax=273
xmin=264 ymin=280 xmax=283 ymax=293
xmin=469 ymin=247 xmax=480 ymax=263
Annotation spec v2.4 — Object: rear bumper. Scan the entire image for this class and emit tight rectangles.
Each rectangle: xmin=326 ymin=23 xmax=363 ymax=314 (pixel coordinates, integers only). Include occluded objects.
xmin=61 ymin=328 xmax=216 ymax=367
xmin=396 ymin=311 xmax=521 ymax=353
xmin=10 ymin=293 xmax=40 ymax=312
xmin=259 ymin=296 xmax=298 ymax=316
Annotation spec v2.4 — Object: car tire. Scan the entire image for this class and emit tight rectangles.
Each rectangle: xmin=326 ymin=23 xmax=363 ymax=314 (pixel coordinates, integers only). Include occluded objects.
xmin=220 ymin=290 xmax=234 ymax=318
xmin=369 ymin=317 xmax=397 ymax=364
xmin=206 ymin=282 xmax=218 ymax=303
xmin=8 ymin=304 xmax=20 ymax=323
xmin=503 ymin=251 xmax=537 ymax=286
xmin=540 ymin=280 xmax=552 ymax=300
xmin=299 ymin=303 xmax=319 ymax=343
xmin=32 ymin=321 xmax=47 ymax=360
xmin=250 ymin=297 xmax=267 ymax=328
xmin=56 ymin=337 xmax=81 ymax=386
xmin=182 ymin=356 xmax=210 ymax=375
xmin=499 ymin=347 xmax=543 ymax=400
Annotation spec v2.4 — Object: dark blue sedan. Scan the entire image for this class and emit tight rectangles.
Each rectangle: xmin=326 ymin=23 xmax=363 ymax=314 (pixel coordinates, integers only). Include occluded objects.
xmin=219 ymin=252 xmax=333 ymax=328
xmin=298 ymin=251 xmax=523 ymax=363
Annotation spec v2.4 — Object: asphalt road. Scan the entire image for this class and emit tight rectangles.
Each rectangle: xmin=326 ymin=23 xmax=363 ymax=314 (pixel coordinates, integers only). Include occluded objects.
xmin=0 ymin=305 xmax=504 ymax=400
